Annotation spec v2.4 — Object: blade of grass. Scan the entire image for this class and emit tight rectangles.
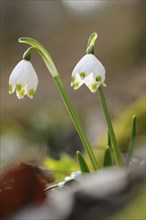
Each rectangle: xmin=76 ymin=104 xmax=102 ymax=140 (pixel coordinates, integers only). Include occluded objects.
xmin=98 ymin=87 xmax=122 ymax=167
xmin=107 ymin=130 xmax=112 ymax=149
xmin=103 ymin=147 xmax=113 ymax=167
xmin=77 ymin=151 xmax=90 ymax=173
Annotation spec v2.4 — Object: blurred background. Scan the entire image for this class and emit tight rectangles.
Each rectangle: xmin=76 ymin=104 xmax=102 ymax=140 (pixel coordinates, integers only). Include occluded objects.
xmin=1 ymin=0 xmax=145 ymax=169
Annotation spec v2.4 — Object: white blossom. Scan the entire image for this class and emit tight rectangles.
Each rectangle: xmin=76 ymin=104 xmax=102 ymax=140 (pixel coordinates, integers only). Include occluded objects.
xmin=71 ymin=54 xmax=106 ymax=93
xmin=9 ymin=60 xmax=38 ymax=99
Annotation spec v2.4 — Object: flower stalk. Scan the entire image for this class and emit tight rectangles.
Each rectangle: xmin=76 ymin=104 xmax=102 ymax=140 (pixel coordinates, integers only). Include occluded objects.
xmin=54 ymin=75 xmax=99 ymax=170
xmin=18 ymin=37 xmax=99 ymax=170
xmin=19 ymin=37 xmax=59 ymax=78
xmin=98 ymin=86 xmax=122 ymax=167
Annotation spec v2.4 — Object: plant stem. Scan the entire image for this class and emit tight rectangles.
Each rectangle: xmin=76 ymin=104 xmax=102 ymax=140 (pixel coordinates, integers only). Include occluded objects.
xmin=98 ymin=86 xmax=122 ymax=167
xmin=55 ymin=75 xmax=99 ymax=170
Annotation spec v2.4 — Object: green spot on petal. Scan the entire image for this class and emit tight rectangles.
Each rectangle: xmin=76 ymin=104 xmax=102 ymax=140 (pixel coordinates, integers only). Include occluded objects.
xmin=16 ymin=84 xmax=22 ymax=91
xmin=71 ymin=76 xmax=75 ymax=83
xmin=9 ymin=84 xmax=13 ymax=93
xmin=80 ymin=72 xmax=86 ymax=79
xmin=90 ymin=84 xmax=97 ymax=91
xmin=74 ymin=82 xmax=80 ymax=88
xmin=18 ymin=89 xmax=25 ymax=97
xmin=28 ymin=89 xmax=35 ymax=97
xmin=96 ymin=76 xmax=102 ymax=82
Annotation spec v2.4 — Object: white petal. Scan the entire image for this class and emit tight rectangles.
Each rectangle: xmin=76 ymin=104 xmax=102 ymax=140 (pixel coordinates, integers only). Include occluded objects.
xmin=72 ymin=54 xmax=91 ymax=76
xmin=9 ymin=84 xmax=15 ymax=94
xmin=16 ymin=87 xmax=27 ymax=99
xmin=95 ymin=74 xmax=106 ymax=88
xmin=84 ymin=73 xmax=97 ymax=93
xmin=24 ymin=62 xmax=38 ymax=92
xmin=91 ymin=56 xmax=106 ymax=79
xmin=73 ymin=73 xmax=84 ymax=90
xmin=72 ymin=54 xmax=106 ymax=79
xmin=9 ymin=60 xmax=27 ymax=87
xmin=102 ymin=82 xmax=106 ymax=87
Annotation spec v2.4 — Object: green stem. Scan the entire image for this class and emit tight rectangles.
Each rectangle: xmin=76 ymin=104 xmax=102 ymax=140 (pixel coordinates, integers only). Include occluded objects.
xmin=19 ymin=37 xmax=99 ymax=170
xmin=19 ymin=37 xmax=59 ymax=78
xmin=98 ymin=86 xmax=122 ymax=167
xmin=54 ymin=75 xmax=99 ymax=170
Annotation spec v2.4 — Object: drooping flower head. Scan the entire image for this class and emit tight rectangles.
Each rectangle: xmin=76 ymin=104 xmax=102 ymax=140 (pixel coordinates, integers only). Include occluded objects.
xmin=71 ymin=54 xmax=106 ymax=93
xmin=9 ymin=59 xmax=38 ymax=99
xmin=71 ymin=33 xmax=106 ymax=93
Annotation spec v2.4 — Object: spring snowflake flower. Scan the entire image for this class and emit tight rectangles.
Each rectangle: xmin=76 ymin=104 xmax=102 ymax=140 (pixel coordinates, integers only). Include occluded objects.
xmin=71 ymin=54 xmax=106 ymax=93
xmin=9 ymin=60 xmax=38 ymax=99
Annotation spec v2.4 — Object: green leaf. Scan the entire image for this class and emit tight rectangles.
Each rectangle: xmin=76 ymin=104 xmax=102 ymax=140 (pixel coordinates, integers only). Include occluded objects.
xmin=98 ymin=86 xmax=122 ymax=167
xmin=125 ymin=115 xmax=136 ymax=166
xmin=103 ymin=147 xmax=113 ymax=167
xmin=77 ymin=151 xmax=90 ymax=173
xmin=107 ymin=130 xmax=112 ymax=148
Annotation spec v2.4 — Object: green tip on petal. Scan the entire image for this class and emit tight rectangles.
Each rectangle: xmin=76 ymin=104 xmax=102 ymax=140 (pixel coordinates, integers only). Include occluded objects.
xmin=17 ymin=89 xmax=25 ymax=99
xmin=28 ymin=89 xmax=35 ymax=98
xmin=80 ymin=72 xmax=86 ymax=79
xmin=9 ymin=84 xmax=13 ymax=94
xmin=74 ymin=82 xmax=80 ymax=89
xmin=96 ymin=76 xmax=102 ymax=82
xmin=90 ymin=83 xmax=97 ymax=91
xmin=16 ymin=84 xmax=22 ymax=91
xmin=71 ymin=75 xmax=75 ymax=83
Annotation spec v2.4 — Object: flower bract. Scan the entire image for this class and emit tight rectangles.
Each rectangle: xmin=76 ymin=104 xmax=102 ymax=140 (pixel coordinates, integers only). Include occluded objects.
xmin=71 ymin=54 xmax=106 ymax=93
xmin=9 ymin=60 xmax=38 ymax=99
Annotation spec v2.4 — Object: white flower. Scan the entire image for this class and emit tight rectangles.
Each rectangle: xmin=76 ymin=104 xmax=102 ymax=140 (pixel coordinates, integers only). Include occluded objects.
xmin=71 ymin=54 xmax=106 ymax=93
xmin=9 ymin=60 xmax=38 ymax=99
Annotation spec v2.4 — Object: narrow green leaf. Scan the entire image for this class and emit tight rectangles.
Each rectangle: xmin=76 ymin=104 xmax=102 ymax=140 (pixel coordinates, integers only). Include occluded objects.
xmin=125 ymin=115 xmax=136 ymax=166
xmin=77 ymin=151 xmax=90 ymax=173
xmin=107 ymin=130 xmax=112 ymax=148
xmin=98 ymin=86 xmax=122 ymax=167
xmin=103 ymin=147 xmax=113 ymax=167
